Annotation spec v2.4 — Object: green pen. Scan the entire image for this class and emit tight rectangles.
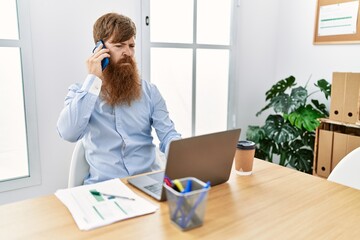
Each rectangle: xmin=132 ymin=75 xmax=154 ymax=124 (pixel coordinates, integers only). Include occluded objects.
xmin=89 ymin=190 xmax=135 ymax=201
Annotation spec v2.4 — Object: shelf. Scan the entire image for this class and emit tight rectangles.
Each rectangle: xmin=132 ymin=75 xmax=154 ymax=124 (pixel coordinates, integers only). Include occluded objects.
xmin=313 ymin=118 xmax=360 ymax=178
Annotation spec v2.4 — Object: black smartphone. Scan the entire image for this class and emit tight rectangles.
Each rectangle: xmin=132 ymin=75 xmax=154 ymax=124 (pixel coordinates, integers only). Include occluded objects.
xmin=93 ymin=40 xmax=109 ymax=71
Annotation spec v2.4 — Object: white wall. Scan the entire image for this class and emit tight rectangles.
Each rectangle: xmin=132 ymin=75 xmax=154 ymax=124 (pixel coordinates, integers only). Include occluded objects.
xmin=234 ymin=0 xmax=281 ymax=136
xmin=235 ymin=0 xmax=360 ymax=138
xmin=275 ymin=0 xmax=360 ymax=97
xmin=0 ymin=0 xmax=141 ymax=205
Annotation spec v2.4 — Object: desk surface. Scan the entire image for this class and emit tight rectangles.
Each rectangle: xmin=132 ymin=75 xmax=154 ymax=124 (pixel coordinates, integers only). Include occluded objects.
xmin=1 ymin=159 xmax=360 ymax=240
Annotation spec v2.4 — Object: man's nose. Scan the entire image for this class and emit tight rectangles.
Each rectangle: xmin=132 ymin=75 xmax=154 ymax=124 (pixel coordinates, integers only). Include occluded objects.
xmin=122 ymin=46 xmax=131 ymax=56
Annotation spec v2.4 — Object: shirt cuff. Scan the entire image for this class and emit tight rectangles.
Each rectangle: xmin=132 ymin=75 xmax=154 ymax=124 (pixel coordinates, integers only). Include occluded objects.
xmin=81 ymin=74 xmax=102 ymax=96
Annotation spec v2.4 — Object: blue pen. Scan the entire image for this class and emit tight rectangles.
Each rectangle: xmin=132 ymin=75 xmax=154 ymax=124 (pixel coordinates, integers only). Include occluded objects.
xmin=184 ymin=180 xmax=192 ymax=193
xmin=183 ymin=181 xmax=211 ymax=227
xmin=176 ymin=179 xmax=192 ymax=227
xmin=172 ymin=179 xmax=192 ymax=225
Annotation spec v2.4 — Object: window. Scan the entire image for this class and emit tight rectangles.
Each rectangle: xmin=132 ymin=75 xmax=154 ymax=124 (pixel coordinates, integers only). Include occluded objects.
xmin=142 ymin=0 xmax=236 ymax=137
xmin=0 ymin=0 xmax=41 ymax=191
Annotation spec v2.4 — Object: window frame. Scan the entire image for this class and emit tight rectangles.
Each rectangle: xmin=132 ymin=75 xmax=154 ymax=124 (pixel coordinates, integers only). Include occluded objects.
xmin=0 ymin=0 xmax=41 ymax=192
xmin=141 ymin=0 xmax=238 ymax=136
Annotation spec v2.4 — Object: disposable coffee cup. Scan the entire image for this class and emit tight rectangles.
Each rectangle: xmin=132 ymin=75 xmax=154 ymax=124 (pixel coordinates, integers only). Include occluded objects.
xmin=234 ymin=140 xmax=255 ymax=176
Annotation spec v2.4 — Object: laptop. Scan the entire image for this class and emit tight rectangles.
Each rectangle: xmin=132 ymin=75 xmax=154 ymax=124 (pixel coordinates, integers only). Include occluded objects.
xmin=127 ymin=128 xmax=241 ymax=201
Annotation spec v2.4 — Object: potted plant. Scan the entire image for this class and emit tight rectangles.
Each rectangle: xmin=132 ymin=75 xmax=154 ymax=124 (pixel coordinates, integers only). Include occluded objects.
xmin=246 ymin=75 xmax=331 ymax=173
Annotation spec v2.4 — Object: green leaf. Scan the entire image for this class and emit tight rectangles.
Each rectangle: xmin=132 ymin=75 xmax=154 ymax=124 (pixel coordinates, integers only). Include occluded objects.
xmin=263 ymin=115 xmax=300 ymax=143
xmin=266 ymin=87 xmax=307 ymax=115
xmin=285 ymin=105 xmax=322 ymax=131
xmin=265 ymin=76 xmax=296 ymax=101
xmin=301 ymin=131 xmax=315 ymax=150
xmin=311 ymin=99 xmax=329 ymax=117
xmin=314 ymin=79 xmax=331 ymax=100
xmin=278 ymin=141 xmax=292 ymax=166
xmin=246 ymin=126 xmax=278 ymax=162
xmin=256 ymin=138 xmax=278 ymax=162
xmin=271 ymin=93 xmax=292 ymax=114
xmin=246 ymin=126 xmax=266 ymax=143
xmin=254 ymin=150 xmax=268 ymax=162
xmin=290 ymin=86 xmax=307 ymax=108
xmin=288 ymin=148 xmax=313 ymax=173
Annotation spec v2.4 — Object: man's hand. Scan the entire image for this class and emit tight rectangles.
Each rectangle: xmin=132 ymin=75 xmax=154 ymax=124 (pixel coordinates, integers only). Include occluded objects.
xmin=87 ymin=42 xmax=110 ymax=79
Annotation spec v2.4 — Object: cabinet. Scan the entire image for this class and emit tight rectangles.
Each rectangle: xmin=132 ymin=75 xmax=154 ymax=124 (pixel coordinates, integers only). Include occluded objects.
xmin=313 ymin=118 xmax=360 ymax=178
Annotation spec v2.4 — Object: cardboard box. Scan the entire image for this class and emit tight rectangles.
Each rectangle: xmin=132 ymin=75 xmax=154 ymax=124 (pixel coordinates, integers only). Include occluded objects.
xmin=332 ymin=132 xmax=348 ymax=170
xmin=343 ymin=73 xmax=360 ymax=123
xmin=330 ymin=72 xmax=360 ymax=124
xmin=346 ymin=134 xmax=360 ymax=155
xmin=316 ymin=129 xmax=333 ymax=178
xmin=329 ymin=73 xmax=346 ymax=122
xmin=314 ymin=119 xmax=360 ymax=178
xmin=331 ymin=133 xmax=360 ymax=171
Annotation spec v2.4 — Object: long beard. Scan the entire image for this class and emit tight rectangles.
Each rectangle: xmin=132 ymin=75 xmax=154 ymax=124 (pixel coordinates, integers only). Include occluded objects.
xmin=101 ymin=56 xmax=141 ymax=106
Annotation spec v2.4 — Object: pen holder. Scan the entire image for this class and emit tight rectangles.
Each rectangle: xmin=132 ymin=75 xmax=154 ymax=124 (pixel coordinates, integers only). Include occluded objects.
xmin=164 ymin=177 xmax=210 ymax=231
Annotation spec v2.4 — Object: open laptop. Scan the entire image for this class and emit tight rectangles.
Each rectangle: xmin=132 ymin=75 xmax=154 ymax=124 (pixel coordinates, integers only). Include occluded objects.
xmin=127 ymin=128 xmax=241 ymax=201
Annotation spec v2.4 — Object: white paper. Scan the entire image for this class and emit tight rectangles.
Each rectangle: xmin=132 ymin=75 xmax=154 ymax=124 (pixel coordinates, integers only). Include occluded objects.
xmin=55 ymin=179 xmax=159 ymax=230
xmin=318 ymin=1 xmax=359 ymax=36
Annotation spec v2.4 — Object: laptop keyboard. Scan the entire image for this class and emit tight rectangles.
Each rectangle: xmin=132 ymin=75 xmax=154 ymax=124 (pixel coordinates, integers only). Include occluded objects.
xmin=144 ymin=182 xmax=163 ymax=195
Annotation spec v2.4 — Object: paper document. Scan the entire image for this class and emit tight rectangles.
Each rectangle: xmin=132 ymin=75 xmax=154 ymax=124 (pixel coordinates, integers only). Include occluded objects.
xmin=55 ymin=178 xmax=159 ymax=230
xmin=318 ymin=1 xmax=359 ymax=36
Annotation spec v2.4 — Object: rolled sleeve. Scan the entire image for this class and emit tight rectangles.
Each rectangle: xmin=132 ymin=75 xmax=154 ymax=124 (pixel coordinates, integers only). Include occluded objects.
xmin=81 ymin=74 xmax=102 ymax=96
xmin=57 ymin=74 xmax=102 ymax=142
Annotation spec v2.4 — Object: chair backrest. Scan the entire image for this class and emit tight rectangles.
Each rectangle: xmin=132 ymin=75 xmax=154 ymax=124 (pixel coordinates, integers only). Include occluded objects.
xmin=153 ymin=147 xmax=167 ymax=169
xmin=327 ymin=147 xmax=360 ymax=190
xmin=68 ymin=141 xmax=90 ymax=188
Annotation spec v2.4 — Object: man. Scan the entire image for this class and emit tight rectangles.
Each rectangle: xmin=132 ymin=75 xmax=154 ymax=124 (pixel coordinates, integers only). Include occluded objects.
xmin=57 ymin=13 xmax=181 ymax=184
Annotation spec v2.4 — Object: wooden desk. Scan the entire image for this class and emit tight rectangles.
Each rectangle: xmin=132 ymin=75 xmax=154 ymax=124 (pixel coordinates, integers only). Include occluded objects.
xmin=1 ymin=159 xmax=360 ymax=239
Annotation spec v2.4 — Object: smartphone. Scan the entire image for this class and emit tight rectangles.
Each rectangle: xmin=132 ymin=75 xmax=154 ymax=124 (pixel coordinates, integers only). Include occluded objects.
xmin=93 ymin=40 xmax=109 ymax=71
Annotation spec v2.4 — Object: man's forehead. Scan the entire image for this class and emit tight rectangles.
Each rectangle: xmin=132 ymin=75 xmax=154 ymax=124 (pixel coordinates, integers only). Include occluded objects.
xmin=107 ymin=36 xmax=135 ymax=44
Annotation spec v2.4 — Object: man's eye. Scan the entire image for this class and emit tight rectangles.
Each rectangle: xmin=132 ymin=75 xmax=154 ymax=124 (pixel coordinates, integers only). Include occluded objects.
xmin=111 ymin=44 xmax=122 ymax=48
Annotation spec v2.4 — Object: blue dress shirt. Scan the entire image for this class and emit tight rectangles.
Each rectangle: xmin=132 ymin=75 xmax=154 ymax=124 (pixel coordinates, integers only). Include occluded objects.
xmin=57 ymin=74 xmax=181 ymax=184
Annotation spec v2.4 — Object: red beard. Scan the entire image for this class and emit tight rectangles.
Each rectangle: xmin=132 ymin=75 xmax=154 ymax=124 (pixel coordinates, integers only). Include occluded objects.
xmin=101 ymin=56 xmax=141 ymax=106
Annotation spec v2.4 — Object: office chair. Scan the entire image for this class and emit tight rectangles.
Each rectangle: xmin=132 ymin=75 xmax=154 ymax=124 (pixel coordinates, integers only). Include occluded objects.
xmin=68 ymin=141 xmax=89 ymax=188
xmin=154 ymin=147 xmax=166 ymax=169
xmin=327 ymin=147 xmax=360 ymax=190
